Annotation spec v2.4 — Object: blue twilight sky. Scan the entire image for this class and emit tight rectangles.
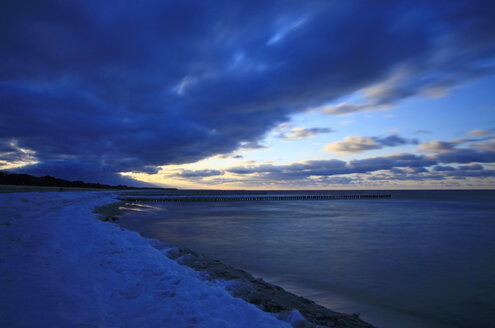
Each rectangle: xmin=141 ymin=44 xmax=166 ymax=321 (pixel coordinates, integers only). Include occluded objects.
xmin=1 ymin=0 xmax=495 ymax=189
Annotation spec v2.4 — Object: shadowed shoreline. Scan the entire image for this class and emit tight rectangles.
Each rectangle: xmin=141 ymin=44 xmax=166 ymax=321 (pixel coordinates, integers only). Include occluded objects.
xmin=94 ymin=201 xmax=375 ymax=328
xmin=0 ymin=186 xmax=375 ymax=326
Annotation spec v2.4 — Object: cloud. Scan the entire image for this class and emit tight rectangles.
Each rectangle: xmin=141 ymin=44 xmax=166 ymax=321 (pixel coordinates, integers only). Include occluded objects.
xmin=458 ymin=163 xmax=484 ymax=171
xmin=418 ymin=141 xmax=458 ymax=153
xmin=1 ymin=1 xmax=495 ymax=182
xmin=474 ymin=139 xmax=495 ymax=152
xmin=222 ymin=140 xmax=495 ymax=184
xmin=376 ymin=135 xmax=418 ymax=147
xmin=320 ymin=53 xmax=495 ymax=115
xmin=418 ymin=135 xmax=495 ymax=155
xmin=432 ymin=165 xmax=456 ymax=172
xmin=317 ymin=1 xmax=495 ymax=116
xmin=227 ymin=153 xmax=436 ymax=179
xmin=0 ymin=140 xmax=39 ymax=170
xmin=175 ymin=169 xmax=223 ymax=178
xmin=156 ymin=136 xmax=495 ymax=186
xmin=325 ymin=135 xmax=417 ymax=154
xmin=267 ymin=17 xmax=307 ymax=46
xmin=320 ymin=103 xmax=375 ymax=116
xmin=238 ymin=141 xmax=268 ymax=150
xmin=413 ymin=129 xmax=433 ymax=135
xmin=431 ymin=148 xmax=495 ymax=164
xmin=279 ymin=127 xmax=333 ymax=140
xmin=325 ymin=137 xmax=381 ymax=154
xmin=467 ymin=129 xmax=493 ymax=137
xmin=368 ymin=166 xmax=495 ymax=182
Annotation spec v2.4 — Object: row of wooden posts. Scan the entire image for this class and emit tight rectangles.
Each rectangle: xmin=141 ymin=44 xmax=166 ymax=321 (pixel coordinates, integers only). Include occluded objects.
xmin=120 ymin=194 xmax=392 ymax=202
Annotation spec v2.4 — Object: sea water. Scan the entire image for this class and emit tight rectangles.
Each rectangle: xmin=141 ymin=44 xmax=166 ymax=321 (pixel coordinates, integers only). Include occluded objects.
xmin=117 ymin=190 xmax=495 ymax=328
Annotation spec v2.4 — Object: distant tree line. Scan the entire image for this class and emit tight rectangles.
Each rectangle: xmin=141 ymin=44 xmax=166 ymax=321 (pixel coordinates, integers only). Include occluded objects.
xmin=0 ymin=171 xmax=173 ymax=190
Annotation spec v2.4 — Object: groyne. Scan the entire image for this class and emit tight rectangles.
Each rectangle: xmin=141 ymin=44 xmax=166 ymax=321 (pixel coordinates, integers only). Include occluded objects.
xmin=118 ymin=194 xmax=392 ymax=202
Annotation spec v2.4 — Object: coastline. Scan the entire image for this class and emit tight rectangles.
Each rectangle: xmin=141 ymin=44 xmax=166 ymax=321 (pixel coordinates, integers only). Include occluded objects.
xmin=1 ymin=191 xmax=292 ymax=327
xmin=94 ymin=200 xmax=374 ymax=328
xmin=0 ymin=187 xmax=374 ymax=327
xmin=164 ymin=246 xmax=372 ymax=328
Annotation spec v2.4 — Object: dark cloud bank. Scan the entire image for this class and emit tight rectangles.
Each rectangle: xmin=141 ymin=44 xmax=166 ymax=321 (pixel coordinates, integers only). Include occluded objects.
xmin=1 ymin=0 xmax=495 ymax=185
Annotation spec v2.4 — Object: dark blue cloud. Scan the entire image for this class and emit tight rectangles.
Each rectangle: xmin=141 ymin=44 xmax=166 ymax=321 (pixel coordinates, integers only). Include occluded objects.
xmin=1 ymin=0 xmax=494 ymax=183
xmin=432 ymin=165 xmax=456 ymax=172
xmin=175 ymin=169 xmax=223 ymax=178
xmin=374 ymin=135 xmax=418 ymax=147
xmin=432 ymin=148 xmax=495 ymax=164
xmin=458 ymin=163 xmax=484 ymax=171
xmin=368 ymin=168 xmax=495 ymax=183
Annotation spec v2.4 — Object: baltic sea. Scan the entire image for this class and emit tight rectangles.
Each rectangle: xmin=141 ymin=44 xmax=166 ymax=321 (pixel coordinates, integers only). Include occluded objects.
xmin=118 ymin=190 xmax=495 ymax=328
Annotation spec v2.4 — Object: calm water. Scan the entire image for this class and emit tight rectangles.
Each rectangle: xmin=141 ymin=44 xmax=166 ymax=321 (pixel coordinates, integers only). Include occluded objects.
xmin=118 ymin=190 xmax=495 ymax=328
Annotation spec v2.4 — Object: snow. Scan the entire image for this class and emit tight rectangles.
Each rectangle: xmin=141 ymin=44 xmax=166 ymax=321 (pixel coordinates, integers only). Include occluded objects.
xmin=0 ymin=191 xmax=296 ymax=328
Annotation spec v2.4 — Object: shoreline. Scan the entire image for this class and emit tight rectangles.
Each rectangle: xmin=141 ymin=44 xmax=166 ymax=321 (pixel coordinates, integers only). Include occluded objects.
xmin=1 ymin=191 xmax=293 ymax=327
xmin=1 ymin=186 xmax=374 ymax=327
xmin=94 ymin=200 xmax=374 ymax=328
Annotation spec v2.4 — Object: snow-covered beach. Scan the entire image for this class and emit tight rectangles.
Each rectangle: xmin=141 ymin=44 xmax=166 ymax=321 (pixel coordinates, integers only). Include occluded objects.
xmin=0 ymin=191 xmax=371 ymax=328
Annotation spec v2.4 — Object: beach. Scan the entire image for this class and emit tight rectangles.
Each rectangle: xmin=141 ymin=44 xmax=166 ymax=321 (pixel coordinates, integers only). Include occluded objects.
xmin=2 ymin=2 xmax=494 ymax=327
xmin=0 ymin=189 xmax=373 ymax=328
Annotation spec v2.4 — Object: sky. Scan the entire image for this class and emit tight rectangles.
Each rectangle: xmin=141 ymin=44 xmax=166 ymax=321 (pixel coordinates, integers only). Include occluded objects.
xmin=1 ymin=0 xmax=495 ymax=189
